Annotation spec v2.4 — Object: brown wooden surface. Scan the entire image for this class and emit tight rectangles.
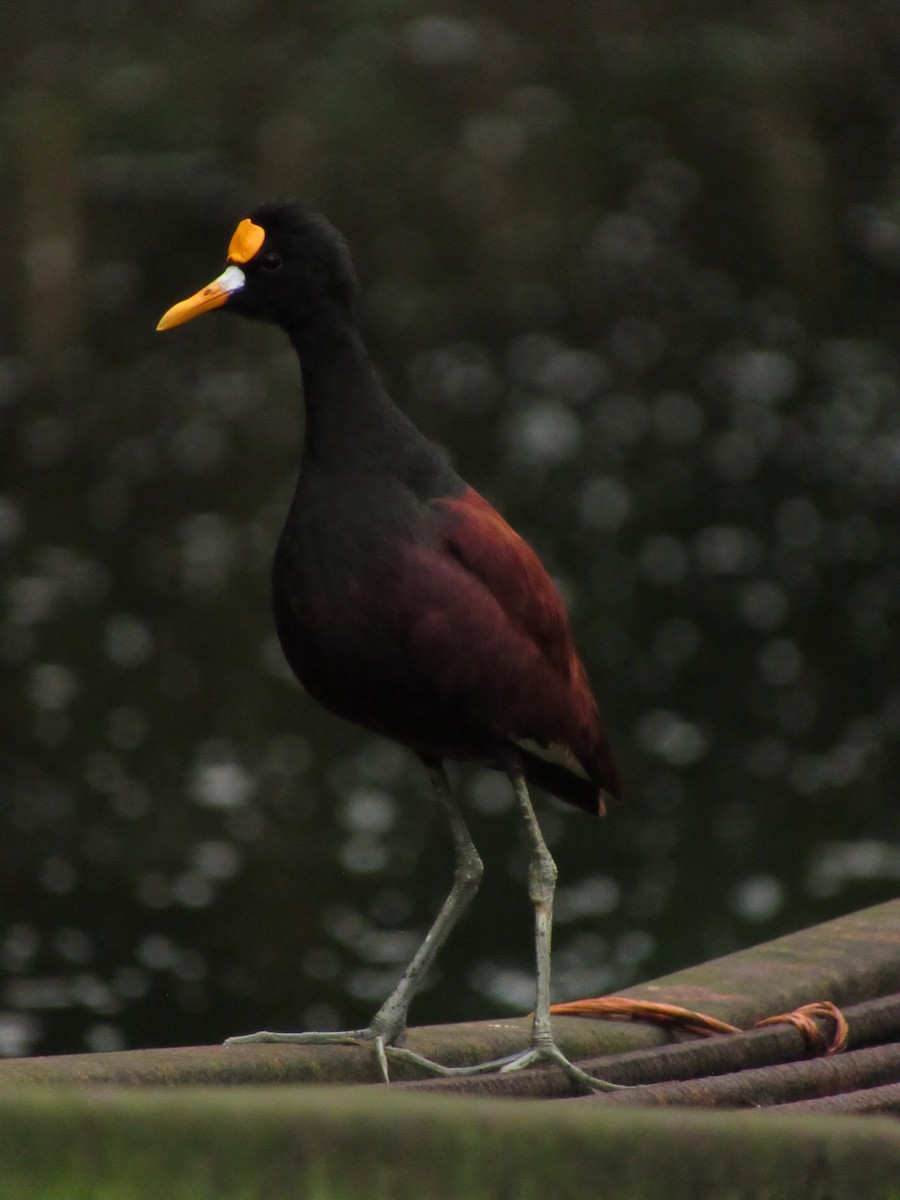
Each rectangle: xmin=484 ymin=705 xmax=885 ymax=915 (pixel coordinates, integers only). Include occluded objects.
xmin=0 ymin=897 xmax=897 ymax=1089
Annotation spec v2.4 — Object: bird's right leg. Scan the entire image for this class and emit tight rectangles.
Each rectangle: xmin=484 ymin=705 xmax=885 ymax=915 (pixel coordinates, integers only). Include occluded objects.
xmin=226 ymin=760 xmax=484 ymax=1080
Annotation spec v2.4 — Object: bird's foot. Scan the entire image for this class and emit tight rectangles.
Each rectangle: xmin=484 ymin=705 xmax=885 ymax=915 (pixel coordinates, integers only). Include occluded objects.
xmin=226 ymin=1027 xmax=519 ymax=1085
xmin=386 ymin=1038 xmax=623 ymax=1093
xmin=225 ymin=1026 xmax=398 ymax=1082
xmin=225 ymin=1027 xmax=369 ymax=1046
xmin=497 ymin=1041 xmax=623 ymax=1092
xmin=225 ymin=1027 xmax=623 ymax=1092
xmin=384 ymin=1045 xmax=523 ymax=1078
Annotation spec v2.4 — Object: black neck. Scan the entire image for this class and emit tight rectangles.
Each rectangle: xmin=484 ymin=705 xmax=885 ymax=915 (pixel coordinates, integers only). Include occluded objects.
xmin=286 ymin=307 xmax=397 ymax=469
xmin=286 ymin=304 xmax=436 ymax=481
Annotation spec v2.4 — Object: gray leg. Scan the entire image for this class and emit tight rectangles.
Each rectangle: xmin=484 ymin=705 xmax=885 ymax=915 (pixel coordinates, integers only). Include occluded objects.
xmin=228 ymin=766 xmax=621 ymax=1091
xmin=367 ymin=762 xmax=483 ymax=1041
xmin=226 ymin=762 xmax=484 ymax=1075
xmin=495 ymin=773 xmax=620 ymax=1089
xmin=512 ymin=771 xmax=558 ymax=1051
xmin=391 ymin=773 xmax=622 ymax=1091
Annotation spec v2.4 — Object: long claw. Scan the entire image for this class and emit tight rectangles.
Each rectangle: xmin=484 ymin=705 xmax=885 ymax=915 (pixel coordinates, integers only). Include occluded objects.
xmin=389 ymin=1041 xmax=622 ymax=1091
xmin=224 ymin=1028 xmax=372 ymax=1047
xmin=385 ymin=1045 xmax=524 ymax=1077
xmin=373 ymin=1035 xmax=391 ymax=1083
xmin=499 ymin=1043 xmax=624 ymax=1092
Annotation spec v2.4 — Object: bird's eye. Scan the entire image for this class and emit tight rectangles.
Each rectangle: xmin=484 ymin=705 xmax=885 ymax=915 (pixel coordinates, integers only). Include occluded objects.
xmin=259 ymin=251 xmax=282 ymax=272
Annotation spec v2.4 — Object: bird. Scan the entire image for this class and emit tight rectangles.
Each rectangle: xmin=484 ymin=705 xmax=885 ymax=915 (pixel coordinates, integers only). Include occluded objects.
xmin=157 ymin=200 xmax=622 ymax=1089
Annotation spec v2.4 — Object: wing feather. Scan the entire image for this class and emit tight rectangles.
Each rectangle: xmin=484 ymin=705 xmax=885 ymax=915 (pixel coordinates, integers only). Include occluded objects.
xmin=418 ymin=488 xmax=619 ymax=802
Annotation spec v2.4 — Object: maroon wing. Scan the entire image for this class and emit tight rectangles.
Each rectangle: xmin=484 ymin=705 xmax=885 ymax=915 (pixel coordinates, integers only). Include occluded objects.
xmin=406 ymin=487 xmax=620 ymax=813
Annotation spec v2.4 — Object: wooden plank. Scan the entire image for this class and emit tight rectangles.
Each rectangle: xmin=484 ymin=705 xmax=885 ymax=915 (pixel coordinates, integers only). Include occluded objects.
xmin=0 ymin=897 xmax=897 ymax=1088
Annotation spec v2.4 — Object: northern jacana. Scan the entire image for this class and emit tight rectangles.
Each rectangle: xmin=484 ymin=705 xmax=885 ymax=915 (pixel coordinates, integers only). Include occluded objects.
xmin=157 ymin=201 xmax=621 ymax=1089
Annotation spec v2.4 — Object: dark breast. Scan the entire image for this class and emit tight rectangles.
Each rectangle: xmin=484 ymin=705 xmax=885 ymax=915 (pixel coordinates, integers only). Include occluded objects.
xmin=271 ymin=468 xmax=619 ymax=815
xmin=271 ymin=466 xmax=472 ymax=750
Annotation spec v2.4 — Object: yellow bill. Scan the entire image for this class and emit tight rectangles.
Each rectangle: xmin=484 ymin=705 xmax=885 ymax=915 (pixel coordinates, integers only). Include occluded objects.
xmin=157 ymin=217 xmax=266 ymax=332
xmin=156 ymin=264 xmax=246 ymax=331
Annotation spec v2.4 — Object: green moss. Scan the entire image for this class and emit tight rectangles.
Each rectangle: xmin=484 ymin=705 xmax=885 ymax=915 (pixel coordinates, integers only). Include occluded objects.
xmin=0 ymin=1087 xmax=898 ymax=1200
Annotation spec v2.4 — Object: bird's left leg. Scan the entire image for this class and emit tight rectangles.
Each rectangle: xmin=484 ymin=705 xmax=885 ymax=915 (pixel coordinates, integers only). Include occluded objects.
xmin=369 ymin=760 xmax=484 ymax=1064
xmin=227 ymin=760 xmax=484 ymax=1081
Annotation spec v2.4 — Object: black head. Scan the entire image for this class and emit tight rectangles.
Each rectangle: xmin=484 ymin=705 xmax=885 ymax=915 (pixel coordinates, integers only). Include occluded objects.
xmin=157 ymin=200 xmax=359 ymax=334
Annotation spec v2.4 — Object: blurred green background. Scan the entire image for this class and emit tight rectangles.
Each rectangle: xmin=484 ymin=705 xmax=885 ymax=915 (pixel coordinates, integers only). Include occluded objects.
xmin=3 ymin=0 xmax=900 ymax=1056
